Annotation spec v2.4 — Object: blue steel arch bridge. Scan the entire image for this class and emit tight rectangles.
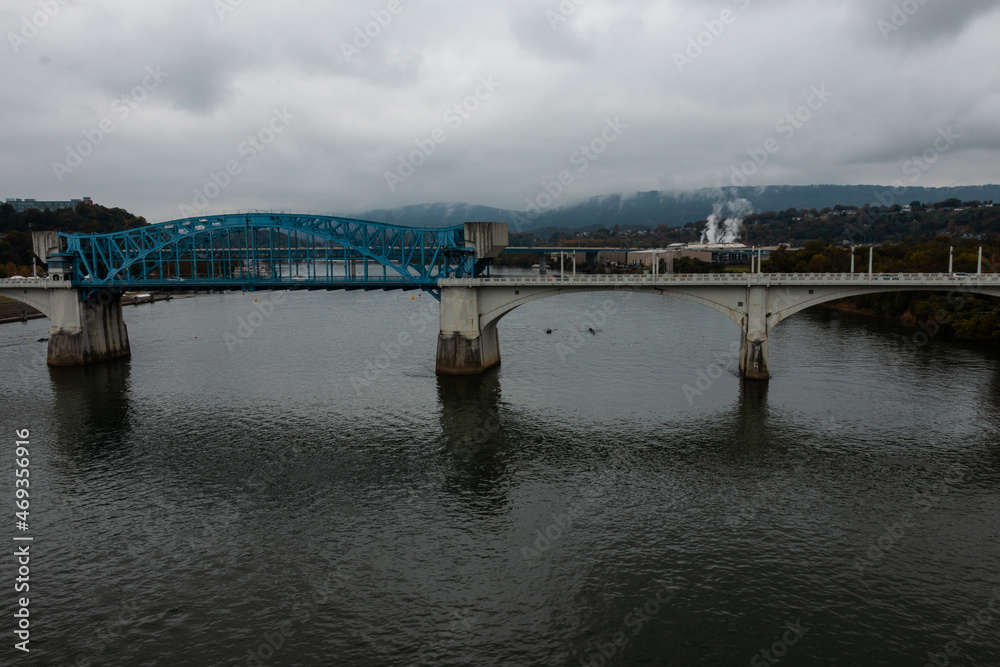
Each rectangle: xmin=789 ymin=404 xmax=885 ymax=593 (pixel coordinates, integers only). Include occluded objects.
xmin=45 ymin=212 xmax=498 ymax=299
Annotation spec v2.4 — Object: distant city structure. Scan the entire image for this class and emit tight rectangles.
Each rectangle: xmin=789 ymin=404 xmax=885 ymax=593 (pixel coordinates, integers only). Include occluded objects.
xmin=569 ymin=243 xmax=772 ymax=271
xmin=3 ymin=196 xmax=92 ymax=213
xmin=665 ymin=243 xmax=768 ymax=265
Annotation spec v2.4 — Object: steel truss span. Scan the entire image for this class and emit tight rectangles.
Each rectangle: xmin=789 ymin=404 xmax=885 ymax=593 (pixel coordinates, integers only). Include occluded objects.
xmin=57 ymin=213 xmax=476 ymax=296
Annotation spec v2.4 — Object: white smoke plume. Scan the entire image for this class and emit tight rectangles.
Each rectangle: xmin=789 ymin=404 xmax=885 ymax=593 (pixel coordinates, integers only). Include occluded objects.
xmin=700 ymin=199 xmax=753 ymax=244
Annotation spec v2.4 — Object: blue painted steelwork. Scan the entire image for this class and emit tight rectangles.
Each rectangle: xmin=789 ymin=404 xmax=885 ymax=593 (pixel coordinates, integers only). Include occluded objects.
xmin=56 ymin=213 xmax=477 ymax=298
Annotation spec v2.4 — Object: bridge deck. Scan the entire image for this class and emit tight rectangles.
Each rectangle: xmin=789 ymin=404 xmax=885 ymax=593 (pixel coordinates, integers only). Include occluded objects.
xmin=441 ymin=273 xmax=997 ymax=288
xmin=3 ymin=272 xmax=995 ymax=291
xmin=0 ymin=276 xmax=430 ymax=291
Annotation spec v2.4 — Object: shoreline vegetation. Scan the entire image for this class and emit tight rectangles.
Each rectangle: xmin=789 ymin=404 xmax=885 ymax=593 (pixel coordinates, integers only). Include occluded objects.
xmin=819 ymin=298 xmax=998 ymax=349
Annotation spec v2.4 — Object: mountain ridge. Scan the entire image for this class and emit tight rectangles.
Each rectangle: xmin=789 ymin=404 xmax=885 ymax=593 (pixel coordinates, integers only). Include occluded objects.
xmin=353 ymin=184 xmax=1000 ymax=230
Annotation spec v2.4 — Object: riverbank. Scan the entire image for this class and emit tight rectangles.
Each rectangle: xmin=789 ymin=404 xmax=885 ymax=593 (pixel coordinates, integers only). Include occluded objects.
xmin=0 ymin=298 xmax=43 ymax=324
xmin=822 ymin=297 xmax=1000 ymax=347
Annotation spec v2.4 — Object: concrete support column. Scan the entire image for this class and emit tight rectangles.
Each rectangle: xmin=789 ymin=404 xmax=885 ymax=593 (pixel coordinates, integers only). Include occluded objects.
xmin=739 ymin=285 xmax=770 ymax=381
xmin=435 ymin=286 xmax=500 ymax=375
xmin=47 ymin=289 xmax=131 ymax=366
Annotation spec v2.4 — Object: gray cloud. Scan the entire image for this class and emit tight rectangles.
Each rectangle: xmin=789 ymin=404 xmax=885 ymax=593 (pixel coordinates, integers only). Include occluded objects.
xmin=854 ymin=0 xmax=1000 ymax=46
xmin=1 ymin=0 xmax=998 ymax=222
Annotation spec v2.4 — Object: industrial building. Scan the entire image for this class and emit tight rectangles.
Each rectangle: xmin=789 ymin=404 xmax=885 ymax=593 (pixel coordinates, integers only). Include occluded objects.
xmin=621 ymin=244 xmax=772 ymax=270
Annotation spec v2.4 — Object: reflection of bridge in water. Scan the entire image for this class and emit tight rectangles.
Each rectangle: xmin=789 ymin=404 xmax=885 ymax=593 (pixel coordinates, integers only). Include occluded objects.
xmin=0 ymin=214 xmax=997 ymax=381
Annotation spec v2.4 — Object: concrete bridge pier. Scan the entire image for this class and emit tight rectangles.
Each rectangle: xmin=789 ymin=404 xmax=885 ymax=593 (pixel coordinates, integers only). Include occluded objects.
xmin=436 ymin=286 xmax=500 ymax=375
xmin=47 ymin=289 xmax=131 ymax=366
xmin=739 ymin=286 xmax=770 ymax=381
xmin=25 ymin=229 xmax=128 ymax=366
xmin=436 ymin=222 xmax=508 ymax=375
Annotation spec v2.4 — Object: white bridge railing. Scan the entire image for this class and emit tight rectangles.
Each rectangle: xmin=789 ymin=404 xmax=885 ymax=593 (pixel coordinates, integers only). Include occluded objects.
xmin=442 ymin=273 xmax=999 ymax=287
xmin=0 ymin=277 xmax=73 ymax=289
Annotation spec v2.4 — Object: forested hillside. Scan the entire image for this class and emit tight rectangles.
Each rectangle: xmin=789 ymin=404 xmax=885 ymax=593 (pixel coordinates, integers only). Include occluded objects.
xmin=511 ymin=199 xmax=1000 ymax=249
xmin=0 ymin=201 xmax=146 ymax=277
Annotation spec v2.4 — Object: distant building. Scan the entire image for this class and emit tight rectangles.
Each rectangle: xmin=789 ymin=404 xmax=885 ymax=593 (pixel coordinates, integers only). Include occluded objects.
xmin=545 ymin=243 xmax=778 ymax=271
xmin=628 ymin=249 xmax=675 ymax=271
xmin=676 ymin=243 xmax=761 ymax=265
xmin=595 ymin=251 xmax=630 ymax=265
xmin=4 ymin=197 xmax=92 ymax=213
xmin=642 ymin=243 xmax=779 ymax=268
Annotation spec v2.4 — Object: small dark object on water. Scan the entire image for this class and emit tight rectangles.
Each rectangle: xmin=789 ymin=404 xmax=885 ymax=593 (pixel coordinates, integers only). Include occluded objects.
xmin=37 ymin=337 xmax=48 ymax=342
xmin=545 ymin=328 xmax=552 ymax=334
xmin=588 ymin=327 xmax=596 ymax=335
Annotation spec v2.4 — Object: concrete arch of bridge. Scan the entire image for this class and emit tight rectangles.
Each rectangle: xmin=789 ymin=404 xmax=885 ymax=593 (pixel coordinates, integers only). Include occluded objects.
xmin=476 ymin=284 xmax=746 ymax=331
xmin=767 ymin=284 xmax=1000 ymax=328
xmin=478 ymin=282 xmax=1000 ymax=334
xmin=0 ymin=287 xmax=54 ymax=317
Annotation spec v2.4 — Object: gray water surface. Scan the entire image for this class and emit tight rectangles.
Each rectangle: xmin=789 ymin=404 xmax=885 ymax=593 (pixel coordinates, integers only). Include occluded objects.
xmin=1 ymin=286 xmax=998 ymax=666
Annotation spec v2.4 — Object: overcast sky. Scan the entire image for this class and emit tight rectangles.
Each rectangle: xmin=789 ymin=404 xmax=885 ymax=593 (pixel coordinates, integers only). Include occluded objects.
xmin=2 ymin=0 xmax=999 ymax=222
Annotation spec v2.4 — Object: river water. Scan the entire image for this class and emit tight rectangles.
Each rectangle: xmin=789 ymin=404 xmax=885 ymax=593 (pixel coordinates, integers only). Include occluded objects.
xmin=1 ymin=280 xmax=999 ymax=666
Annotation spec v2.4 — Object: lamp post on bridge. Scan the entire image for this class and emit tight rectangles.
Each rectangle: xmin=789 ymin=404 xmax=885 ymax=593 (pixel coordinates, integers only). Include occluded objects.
xmin=28 ymin=222 xmax=36 ymax=278
xmin=850 ymin=246 xmax=855 ymax=274
xmin=979 ymin=247 xmax=983 ymax=275
xmin=869 ymin=246 xmax=873 ymax=276
xmin=949 ymin=246 xmax=954 ymax=274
